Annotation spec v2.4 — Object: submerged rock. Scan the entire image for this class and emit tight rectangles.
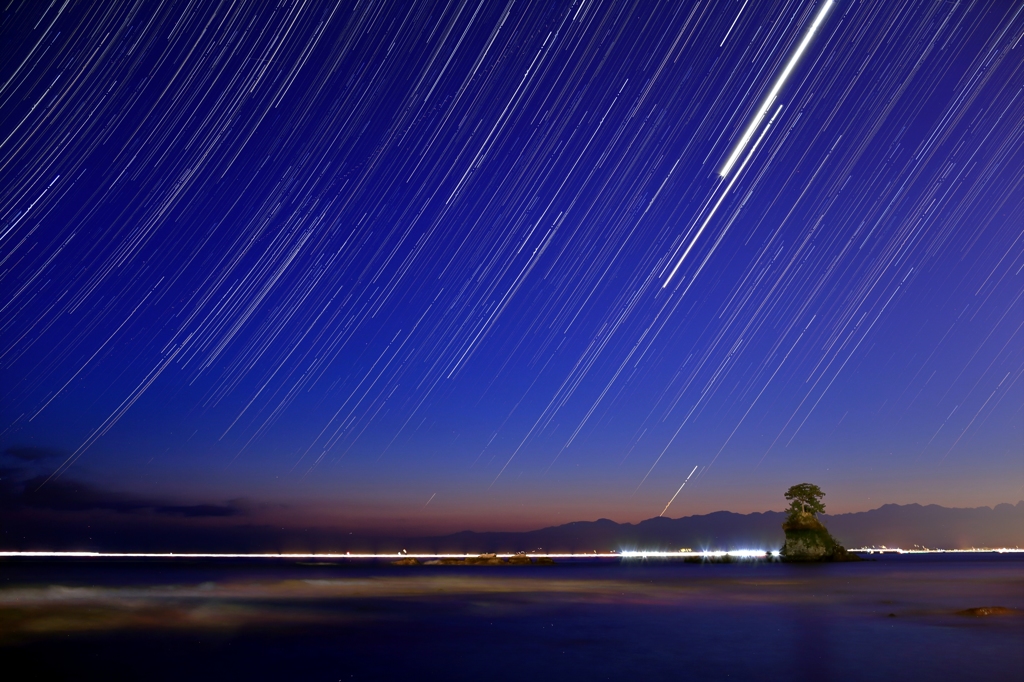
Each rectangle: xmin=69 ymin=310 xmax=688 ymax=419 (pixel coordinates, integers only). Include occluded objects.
xmin=411 ymin=553 xmax=556 ymax=566
xmin=683 ymin=554 xmax=736 ymax=564
xmin=956 ymin=606 xmax=1018 ymax=617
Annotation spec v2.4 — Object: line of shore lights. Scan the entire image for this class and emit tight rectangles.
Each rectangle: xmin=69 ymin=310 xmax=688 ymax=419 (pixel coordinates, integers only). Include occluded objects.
xmin=0 ymin=548 xmax=1021 ymax=559
xmin=0 ymin=550 xmax=772 ymax=559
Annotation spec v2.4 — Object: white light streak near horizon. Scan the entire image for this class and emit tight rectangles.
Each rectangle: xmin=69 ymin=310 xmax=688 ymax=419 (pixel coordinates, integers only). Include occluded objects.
xmin=0 ymin=550 xmax=768 ymax=560
xmin=1 ymin=548 xmax=1020 ymax=560
xmin=660 ymin=465 xmax=698 ymax=516
xmin=718 ymin=0 xmax=834 ymax=177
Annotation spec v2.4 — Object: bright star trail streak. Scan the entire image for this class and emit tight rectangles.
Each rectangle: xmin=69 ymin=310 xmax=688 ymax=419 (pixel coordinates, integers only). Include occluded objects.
xmin=662 ymin=103 xmax=782 ymax=287
xmin=1 ymin=0 xmax=1022 ymax=533
xmin=719 ymin=0 xmax=834 ymax=177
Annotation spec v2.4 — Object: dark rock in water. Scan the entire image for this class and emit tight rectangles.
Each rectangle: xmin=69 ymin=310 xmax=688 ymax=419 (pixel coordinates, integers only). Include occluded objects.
xmin=421 ymin=553 xmax=553 ymax=566
xmin=391 ymin=557 xmax=421 ymax=566
xmin=780 ymin=512 xmax=834 ymax=560
xmin=683 ymin=554 xmax=736 ymax=564
xmin=830 ymin=545 xmax=864 ymax=562
xmin=780 ymin=512 xmax=862 ymax=562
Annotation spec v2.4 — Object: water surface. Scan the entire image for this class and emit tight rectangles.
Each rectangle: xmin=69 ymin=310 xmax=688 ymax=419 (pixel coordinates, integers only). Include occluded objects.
xmin=2 ymin=554 xmax=1021 ymax=680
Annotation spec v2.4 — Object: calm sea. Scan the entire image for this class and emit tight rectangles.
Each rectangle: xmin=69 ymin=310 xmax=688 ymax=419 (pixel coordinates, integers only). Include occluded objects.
xmin=2 ymin=553 xmax=1021 ymax=680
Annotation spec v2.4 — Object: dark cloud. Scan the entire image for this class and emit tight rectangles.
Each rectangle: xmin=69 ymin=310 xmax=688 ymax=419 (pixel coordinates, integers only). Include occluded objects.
xmin=152 ymin=503 xmax=241 ymax=518
xmin=2 ymin=446 xmax=63 ymax=461
xmin=0 ymin=468 xmax=242 ymax=518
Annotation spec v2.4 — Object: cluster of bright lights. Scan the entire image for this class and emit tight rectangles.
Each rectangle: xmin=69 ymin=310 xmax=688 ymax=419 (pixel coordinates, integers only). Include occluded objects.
xmin=848 ymin=547 xmax=1024 ymax=554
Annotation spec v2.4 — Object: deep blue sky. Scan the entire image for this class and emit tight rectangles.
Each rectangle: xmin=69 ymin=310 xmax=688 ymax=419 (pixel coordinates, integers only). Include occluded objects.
xmin=2 ymin=0 xmax=1022 ymax=533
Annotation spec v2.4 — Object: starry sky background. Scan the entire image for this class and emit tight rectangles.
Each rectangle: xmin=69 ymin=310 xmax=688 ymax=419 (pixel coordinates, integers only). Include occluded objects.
xmin=2 ymin=0 xmax=1022 ymax=536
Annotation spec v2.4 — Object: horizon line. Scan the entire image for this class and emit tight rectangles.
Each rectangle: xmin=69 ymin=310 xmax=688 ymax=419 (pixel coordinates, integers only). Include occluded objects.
xmin=3 ymin=548 xmax=1022 ymax=560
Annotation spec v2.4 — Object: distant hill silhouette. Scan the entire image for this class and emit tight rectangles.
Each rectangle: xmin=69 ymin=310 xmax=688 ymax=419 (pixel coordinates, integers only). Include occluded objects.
xmin=410 ymin=501 xmax=1024 ymax=553
xmin=4 ymin=480 xmax=1021 ymax=553
xmin=824 ymin=502 xmax=1024 ymax=550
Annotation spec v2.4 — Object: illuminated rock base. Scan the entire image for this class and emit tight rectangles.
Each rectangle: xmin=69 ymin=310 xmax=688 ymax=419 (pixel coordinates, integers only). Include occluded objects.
xmin=780 ymin=512 xmax=860 ymax=562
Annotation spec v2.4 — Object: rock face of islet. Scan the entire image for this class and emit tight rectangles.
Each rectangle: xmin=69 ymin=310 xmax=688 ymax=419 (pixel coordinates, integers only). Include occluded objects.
xmin=780 ymin=512 xmax=860 ymax=562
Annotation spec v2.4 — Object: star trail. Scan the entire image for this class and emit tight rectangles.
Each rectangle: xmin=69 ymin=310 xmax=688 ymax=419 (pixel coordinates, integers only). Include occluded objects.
xmin=1 ymin=0 xmax=1021 ymax=530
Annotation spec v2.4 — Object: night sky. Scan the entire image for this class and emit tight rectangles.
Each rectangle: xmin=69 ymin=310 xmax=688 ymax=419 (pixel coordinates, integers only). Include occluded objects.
xmin=2 ymin=0 xmax=1022 ymax=536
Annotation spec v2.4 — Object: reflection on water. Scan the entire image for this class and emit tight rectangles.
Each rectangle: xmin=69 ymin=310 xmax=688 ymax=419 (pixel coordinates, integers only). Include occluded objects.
xmin=1 ymin=554 xmax=1021 ymax=680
